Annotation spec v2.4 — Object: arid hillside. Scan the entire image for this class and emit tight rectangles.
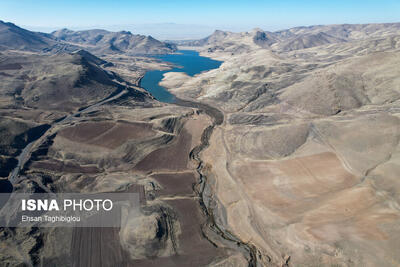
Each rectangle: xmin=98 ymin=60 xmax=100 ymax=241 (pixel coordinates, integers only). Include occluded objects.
xmin=0 ymin=21 xmax=248 ymax=266
xmin=1 ymin=20 xmax=400 ymax=266
xmin=162 ymin=22 xmax=400 ymax=266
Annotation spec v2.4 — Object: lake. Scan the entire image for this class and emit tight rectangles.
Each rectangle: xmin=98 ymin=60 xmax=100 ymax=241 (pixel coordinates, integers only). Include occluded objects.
xmin=140 ymin=50 xmax=222 ymax=103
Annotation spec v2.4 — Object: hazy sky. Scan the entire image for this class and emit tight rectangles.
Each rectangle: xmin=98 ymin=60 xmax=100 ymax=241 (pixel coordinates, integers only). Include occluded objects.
xmin=1 ymin=0 xmax=400 ymax=38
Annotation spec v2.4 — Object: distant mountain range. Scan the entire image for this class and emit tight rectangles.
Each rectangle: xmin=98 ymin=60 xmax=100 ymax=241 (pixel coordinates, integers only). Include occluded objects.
xmin=178 ymin=22 xmax=400 ymax=52
xmin=23 ymin=23 xmax=227 ymax=40
xmin=0 ymin=20 xmax=176 ymax=55
xmin=51 ymin=28 xmax=176 ymax=55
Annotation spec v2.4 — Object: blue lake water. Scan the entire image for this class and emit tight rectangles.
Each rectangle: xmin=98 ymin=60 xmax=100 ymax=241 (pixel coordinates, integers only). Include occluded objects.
xmin=140 ymin=50 xmax=222 ymax=103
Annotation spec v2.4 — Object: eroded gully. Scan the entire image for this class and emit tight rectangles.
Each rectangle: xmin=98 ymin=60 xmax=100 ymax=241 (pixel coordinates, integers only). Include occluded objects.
xmin=174 ymin=97 xmax=261 ymax=266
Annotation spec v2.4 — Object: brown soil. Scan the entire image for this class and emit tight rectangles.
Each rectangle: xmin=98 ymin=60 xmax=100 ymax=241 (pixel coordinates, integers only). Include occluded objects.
xmin=134 ymin=129 xmax=192 ymax=172
xmin=151 ymin=172 xmax=196 ymax=196
xmin=131 ymin=198 xmax=225 ymax=267
xmin=31 ymin=159 xmax=100 ymax=174
xmin=58 ymin=121 xmax=155 ymax=149
xmin=71 ymin=227 xmax=125 ymax=267
xmin=234 ymin=152 xmax=358 ymax=214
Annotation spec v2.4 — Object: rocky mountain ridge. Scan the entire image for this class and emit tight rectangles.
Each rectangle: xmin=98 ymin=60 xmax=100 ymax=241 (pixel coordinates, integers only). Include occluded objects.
xmin=0 ymin=20 xmax=176 ymax=55
xmin=180 ymin=22 xmax=400 ymax=53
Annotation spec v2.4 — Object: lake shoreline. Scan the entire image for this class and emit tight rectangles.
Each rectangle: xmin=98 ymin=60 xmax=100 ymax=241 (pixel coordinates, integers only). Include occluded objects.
xmin=139 ymin=50 xmax=222 ymax=103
